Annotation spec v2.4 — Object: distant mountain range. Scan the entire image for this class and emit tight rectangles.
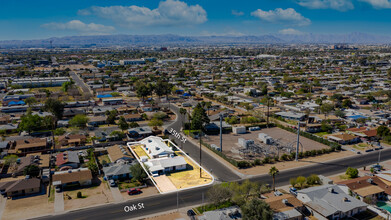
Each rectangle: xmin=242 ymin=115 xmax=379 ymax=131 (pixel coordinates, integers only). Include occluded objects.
xmin=1 ymin=32 xmax=391 ymax=48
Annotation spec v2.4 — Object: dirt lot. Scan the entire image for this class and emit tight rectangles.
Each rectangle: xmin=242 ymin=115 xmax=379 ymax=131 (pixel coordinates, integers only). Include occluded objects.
xmin=166 ymin=151 xmax=212 ymax=190
xmin=64 ymin=179 xmax=114 ymax=211
xmin=237 ymin=150 xmax=354 ymax=175
xmin=205 ymin=127 xmax=329 ymax=161
xmin=2 ymin=189 xmax=54 ymax=220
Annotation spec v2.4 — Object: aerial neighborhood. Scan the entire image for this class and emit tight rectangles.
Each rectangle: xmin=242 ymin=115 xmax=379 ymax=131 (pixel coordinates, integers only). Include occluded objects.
xmin=1 ymin=44 xmax=391 ymax=220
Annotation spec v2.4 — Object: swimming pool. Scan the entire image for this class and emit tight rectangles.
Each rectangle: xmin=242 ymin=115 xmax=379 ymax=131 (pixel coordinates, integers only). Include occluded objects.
xmin=377 ymin=201 xmax=391 ymax=212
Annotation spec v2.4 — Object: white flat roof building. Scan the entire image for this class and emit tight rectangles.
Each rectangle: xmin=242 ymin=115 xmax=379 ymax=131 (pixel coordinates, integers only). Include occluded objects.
xmin=139 ymin=136 xmax=174 ymax=158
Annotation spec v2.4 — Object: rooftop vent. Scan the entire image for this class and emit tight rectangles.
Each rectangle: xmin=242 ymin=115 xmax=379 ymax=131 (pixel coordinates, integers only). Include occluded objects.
xmin=282 ymin=199 xmax=289 ymax=205
xmin=343 ymin=197 xmax=349 ymax=202
xmin=328 ymin=187 xmax=334 ymax=193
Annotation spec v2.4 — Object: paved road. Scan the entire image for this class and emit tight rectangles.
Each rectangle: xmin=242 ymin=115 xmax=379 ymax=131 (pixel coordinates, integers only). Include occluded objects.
xmin=70 ymin=71 xmax=92 ymax=96
xmin=35 ymin=148 xmax=391 ymax=220
xmin=164 ymin=103 xmax=241 ymax=182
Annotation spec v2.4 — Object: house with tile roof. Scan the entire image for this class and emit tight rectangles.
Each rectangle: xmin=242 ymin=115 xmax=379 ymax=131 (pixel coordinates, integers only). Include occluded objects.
xmin=56 ymin=151 xmax=80 ymax=169
xmin=52 ymin=168 xmax=92 ymax=187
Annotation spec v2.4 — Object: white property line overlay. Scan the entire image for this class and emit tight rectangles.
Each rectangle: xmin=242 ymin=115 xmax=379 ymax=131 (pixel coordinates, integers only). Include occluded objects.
xmin=127 ymin=137 xmax=215 ymax=194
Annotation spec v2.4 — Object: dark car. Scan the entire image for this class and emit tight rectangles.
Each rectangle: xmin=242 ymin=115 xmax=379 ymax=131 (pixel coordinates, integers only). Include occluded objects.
xmin=187 ymin=209 xmax=196 ymax=216
xmin=127 ymin=188 xmax=142 ymax=195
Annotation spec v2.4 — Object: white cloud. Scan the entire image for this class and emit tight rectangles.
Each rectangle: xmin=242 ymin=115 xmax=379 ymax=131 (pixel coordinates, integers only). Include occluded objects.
xmin=278 ymin=28 xmax=305 ymax=35
xmin=251 ymin=8 xmax=311 ymax=26
xmin=297 ymin=0 xmax=354 ymax=11
xmin=80 ymin=0 xmax=207 ymax=27
xmin=360 ymin=0 xmax=391 ymax=8
xmin=41 ymin=20 xmax=115 ymax=34
xmin=231 ymin=10 xmax=244 ymax=16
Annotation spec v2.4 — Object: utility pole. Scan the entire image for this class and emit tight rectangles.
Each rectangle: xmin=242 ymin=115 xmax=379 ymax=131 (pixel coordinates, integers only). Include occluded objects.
xmin=199 ymin=130 xmax=202 ymax=178
xmin=296 ymin=122 xmax=300 ymax=161
xmin=267 ymin=98 xmax=270 ymax=128
xmin=220 ymin=114 xmax=223 ymax=152
xmin=177 ymin=191 xmax=179 ymax=211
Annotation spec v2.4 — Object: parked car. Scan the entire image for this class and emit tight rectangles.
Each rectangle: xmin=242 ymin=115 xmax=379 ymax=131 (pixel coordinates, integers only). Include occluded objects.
xmin=127 ymin=188 xmax=142 ymax=195
xmin=289 ymin=187 xmax=297 ymax=195
xmin=187 ymin=209 xmax=196 ymax=216
xmin=109 ymin=179 xmax=116 ymax=187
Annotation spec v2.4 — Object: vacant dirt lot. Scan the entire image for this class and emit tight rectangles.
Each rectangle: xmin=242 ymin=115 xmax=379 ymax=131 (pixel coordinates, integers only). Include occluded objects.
xmin=64 ymin=180 xmax=114 ymax=211
xmin=2 ymin=190 xmax=54 ymax=220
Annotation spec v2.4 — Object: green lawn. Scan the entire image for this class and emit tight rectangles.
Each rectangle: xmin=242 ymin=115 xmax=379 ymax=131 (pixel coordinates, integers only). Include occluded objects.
xmin=48 ymin=185 xmax=55 ymax=202
xmin=118 ymin=181 xmax=141 ymax=190
xmin=314 ymin=132 xmax=329 ymax=137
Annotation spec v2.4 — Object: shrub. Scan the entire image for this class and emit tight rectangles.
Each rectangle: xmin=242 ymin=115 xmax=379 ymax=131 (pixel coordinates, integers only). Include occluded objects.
xmin=237 ymin=161 xmax=251 ymax=169
xmin=305 ymin=151 xmax=311 ymax=157
xmin=262 ymin=157 xmax=271 ymax=164
xmin=254 ymin=159 xmax=262 ymax=166
xmin=280 ymin=154 xmax=289 ymax=161
xmin=77 ymin=191 xmax=82 ymax=198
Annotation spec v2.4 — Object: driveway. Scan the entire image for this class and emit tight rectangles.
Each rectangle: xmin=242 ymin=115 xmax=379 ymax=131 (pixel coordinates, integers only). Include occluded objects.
xmin=109 ymin=186 xmax=123 ymax=203
xmin=153 ymin=175 xmax=177 ymax=193
xmin=54 ymin=191 xmax=64 ymax=213
xmin=0 ymin=196 xmax=6 ymax=220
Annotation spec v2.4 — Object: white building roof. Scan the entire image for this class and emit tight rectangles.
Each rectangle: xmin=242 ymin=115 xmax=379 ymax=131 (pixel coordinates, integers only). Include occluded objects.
xmin=140 ymin=136 xmax=174 ymax=157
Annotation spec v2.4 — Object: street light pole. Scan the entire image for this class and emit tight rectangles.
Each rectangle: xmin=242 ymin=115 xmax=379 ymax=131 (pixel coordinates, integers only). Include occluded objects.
xmin=199 ymin=130 xmax=202 ymax=178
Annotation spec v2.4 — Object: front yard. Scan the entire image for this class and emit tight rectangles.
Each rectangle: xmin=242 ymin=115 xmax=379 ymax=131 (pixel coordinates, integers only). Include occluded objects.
xmin=165 ymin=151 xmax=213 ymax=190
xmin=63 ymin=178 xmax=114 ymax=211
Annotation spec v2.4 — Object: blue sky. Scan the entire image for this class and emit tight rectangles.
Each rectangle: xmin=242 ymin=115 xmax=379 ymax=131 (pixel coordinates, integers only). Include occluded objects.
xmin=1 ymin=0 xmax=391 ymax=40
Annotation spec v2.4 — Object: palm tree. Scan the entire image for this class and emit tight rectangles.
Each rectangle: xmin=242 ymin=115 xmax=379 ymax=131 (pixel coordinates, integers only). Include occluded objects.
xmin=269 ymin=166 xmax=279 ymax=191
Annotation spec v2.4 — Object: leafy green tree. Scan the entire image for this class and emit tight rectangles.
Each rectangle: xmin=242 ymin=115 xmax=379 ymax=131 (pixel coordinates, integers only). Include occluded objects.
xmin=346 ymin=167 xmax=359 ymax=178
xmin=335 ymin=110 xmax=346 ymax=118
xmin=61 ymin=81 xmax=74 ymax=92
xmin=191 ymin=103 xmax=210 ymax=130
xmin=69 ymin=114 xmax=89 ymax=128
xmin=24 ymin=165 xmax=40 ymax=177
xmin=87 ymin=161 xmax=99 ymax=176
xmin=105 ymin=110 xmax=117 ymax=124
xmin=129 ymin=122 xmax=140 ymax=128
xmin=54 ymin=128 xmax=66 ymax=135
xmin=241 ymin=198 xmax=273 ymax=220
xmin=44 ymin=98 xmax=64 ymax=120
xmin=24 ymin=97 xmax=37 ymax=107
xmin=118 ymin=116 xmax=129 ymax=131
xmin=377 ymin=125 xmax=390 ymax=137
xmin=269 ymin=166 xmax=279 ymax=191
xmin=207 ymin=184 xmax=232 ymax=205
xmin=148 ymin=118 xmax=163 ymax=128
xmin=4 ymin=155 xmax=18 ymax=165
xmin=342 ymin=99 xmax=353 ymax=108
xmin=129 ymin=163 xmax=148 ymax=184
xmin=320 ymin=103 xmax=334 ymax=118
xmin=290 ymin=178 xmax=297 ymax=187
xmin=110 ymin=131 xmax=126 ymax=140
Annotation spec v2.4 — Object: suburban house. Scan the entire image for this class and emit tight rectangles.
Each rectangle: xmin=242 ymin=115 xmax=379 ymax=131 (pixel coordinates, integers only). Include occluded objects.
xmin=0 ymin=178 xmax=41 ymax=197
xmin=102 ymin=163 xmax=132 ymax=180
xmin=127 ymin=126 xmax=154 ymax=140
xmin=7 ymin=155 xmax=42 ymax=177
xmin=297 ymin=185 xmax=367 ymax=220
xmin=52 ymin=168 xmax=93 ymax=188
xmin=8 ymin=138 xmax=49 ymax=156
xmin=265 ymin=194 xmax=304 ymax=220
xmin=138 ymin=136 xmax=174 ymax=158
xmin=337 ymin=176 xmax=386 ymax=202
xmin=56 ymin=151 xmax=80 ymax=169
xmin=327 ymin=133 xmax=360 ymax=145
xmin=144 ymin=156 xmax=187 ymax=176
xmin=122 ymin=113 xmax=143 ymax=122
xmin=58 ymin=134 xmax=87 ymax=147
xmin=107 ymin=145 xmax=134 ymax=164
xmin=88 ymin=116 xmax=107 ymax=127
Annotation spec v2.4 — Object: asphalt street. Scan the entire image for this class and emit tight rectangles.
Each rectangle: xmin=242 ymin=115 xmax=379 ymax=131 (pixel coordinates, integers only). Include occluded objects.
xmin=70 ymin=71 xmax=92 ymax=96
xmin=34 ymin=102 xmax=391 ymax=220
